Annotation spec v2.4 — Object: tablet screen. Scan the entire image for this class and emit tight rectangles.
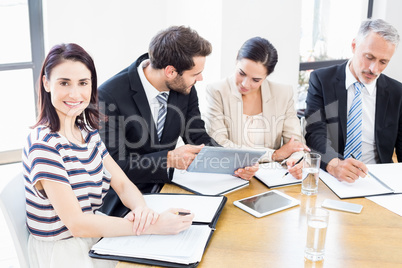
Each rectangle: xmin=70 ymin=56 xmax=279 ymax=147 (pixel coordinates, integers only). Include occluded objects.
xmin=238 ymin=191 xmax=293 ymax=214
xmin=187 ymin=146 xmax=266 ymax=174
xmin=234 ymin=190 xmax=300 ymax=217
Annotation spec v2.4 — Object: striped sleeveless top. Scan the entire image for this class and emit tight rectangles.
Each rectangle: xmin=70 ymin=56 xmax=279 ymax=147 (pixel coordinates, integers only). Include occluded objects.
xmin=22 ymin=126 xmax=112 ymax=241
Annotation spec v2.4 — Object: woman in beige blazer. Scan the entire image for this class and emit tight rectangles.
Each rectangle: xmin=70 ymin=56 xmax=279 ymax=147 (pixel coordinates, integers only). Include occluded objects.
xmin=205 ymin=37 xmax=309 ymax=179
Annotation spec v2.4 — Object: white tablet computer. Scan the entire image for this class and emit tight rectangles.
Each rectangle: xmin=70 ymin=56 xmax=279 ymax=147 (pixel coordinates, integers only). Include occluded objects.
xmin=233 ymin=190 xmax=300 ymax=218
xmin=187 ymin=146 xmax=265 ymax=174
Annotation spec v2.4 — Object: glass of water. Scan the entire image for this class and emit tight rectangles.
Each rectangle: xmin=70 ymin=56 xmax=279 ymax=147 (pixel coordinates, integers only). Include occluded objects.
xmin=305 ymin=207 xmax=329 ymax=261
xmin=302 ymin=152 xmax=321 ymax=195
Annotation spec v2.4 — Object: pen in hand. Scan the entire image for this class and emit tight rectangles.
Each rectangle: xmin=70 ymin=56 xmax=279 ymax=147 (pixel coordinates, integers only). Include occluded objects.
xmin=176 ymin=211 xmax=191 ymax=216
xmin=350 ymin=154 xmax=370 ymax=178
xmin=282 ymin=157 xmax=304 ymax=178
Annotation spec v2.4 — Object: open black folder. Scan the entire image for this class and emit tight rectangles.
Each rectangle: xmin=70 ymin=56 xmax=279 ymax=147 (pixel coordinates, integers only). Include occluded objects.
xmin=89 ymin=193 xmax=227 ymax=267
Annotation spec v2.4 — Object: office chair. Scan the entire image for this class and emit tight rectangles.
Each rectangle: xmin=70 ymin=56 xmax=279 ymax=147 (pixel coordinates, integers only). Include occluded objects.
xmin=0 ymin=172 xmax=29 ymax=268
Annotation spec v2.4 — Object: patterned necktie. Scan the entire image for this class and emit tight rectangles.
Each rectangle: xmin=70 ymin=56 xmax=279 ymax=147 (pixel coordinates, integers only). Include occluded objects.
xmin=344 ymin=82 xmax=363 ymax=160
xmin=156 ymin=93 xmax=168 ymax=141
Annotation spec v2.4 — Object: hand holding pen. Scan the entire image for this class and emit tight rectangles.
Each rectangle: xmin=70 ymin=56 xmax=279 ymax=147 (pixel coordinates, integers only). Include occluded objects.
xmin=326 ymin=156 xmax=368 ymax=183
xmin=282 ymin=157 xmax=303 ymax=179
xmin=282 ymin=157 xmax=304 ymax=178
xmin=350 ymin=154 xmax=370 ymax=178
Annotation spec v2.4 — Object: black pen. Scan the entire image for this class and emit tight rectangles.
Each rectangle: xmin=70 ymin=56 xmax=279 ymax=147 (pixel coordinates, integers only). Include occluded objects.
xmin=176 ymin=211 xmax=191 ymax=216
xmin=282 ymin=156 xmax=304 ymax=178
xmin=350 ymin=154 xmax=370 ymax=178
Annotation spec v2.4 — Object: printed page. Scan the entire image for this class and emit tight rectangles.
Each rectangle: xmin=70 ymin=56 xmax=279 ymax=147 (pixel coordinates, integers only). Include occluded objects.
xmin=255 ymin=162 xmax=301 ymax=188
xmin=366 ymin=163 xmax=402 ymax=193
xmin=144 ymin=194 xmax=224 ymax=223
xmin=172 ymin=169 xmax=249 ymax=195
xmin=92 ymin=225 xmax=211 ymax=264
xmin=319 ymin=169 xmax=393 ymax=199
xmin=366 ymin=194 xmax=402 ymax=216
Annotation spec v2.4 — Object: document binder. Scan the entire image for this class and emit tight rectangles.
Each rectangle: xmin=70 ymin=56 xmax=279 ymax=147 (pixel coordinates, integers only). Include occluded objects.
xmin=89 ymin=193 xmax=227 ymax=267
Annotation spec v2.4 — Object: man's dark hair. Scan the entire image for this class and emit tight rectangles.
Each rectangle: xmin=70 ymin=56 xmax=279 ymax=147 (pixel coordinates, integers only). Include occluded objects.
xmin=149 ymin=25 xmax=212 ymax=75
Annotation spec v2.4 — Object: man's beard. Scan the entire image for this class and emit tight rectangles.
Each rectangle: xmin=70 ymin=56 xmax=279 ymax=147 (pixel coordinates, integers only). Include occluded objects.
xmin=166 ymin=76 xmax=193 ymax=95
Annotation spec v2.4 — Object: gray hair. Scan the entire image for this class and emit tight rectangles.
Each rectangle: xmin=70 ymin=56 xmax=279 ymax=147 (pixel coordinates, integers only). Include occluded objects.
xmin=356 ymin=19 xmax=400 ymax=47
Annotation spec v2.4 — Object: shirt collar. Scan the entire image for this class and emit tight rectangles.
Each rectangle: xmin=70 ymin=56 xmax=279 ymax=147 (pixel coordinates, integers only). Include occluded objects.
xmin=137 ymin=59 xmax=169 ymax=103
xmin=345 ymin=59 xmax=376 ymax=95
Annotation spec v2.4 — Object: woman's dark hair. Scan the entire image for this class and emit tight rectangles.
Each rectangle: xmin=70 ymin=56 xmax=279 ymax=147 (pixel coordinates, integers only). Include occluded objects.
xmin=236 ymin=37 xmax=278 ymax=76
xmin=149 ymin=25 xmax=212 ymax=75
xmin=33 ymin=43 xmax=101 ymax=132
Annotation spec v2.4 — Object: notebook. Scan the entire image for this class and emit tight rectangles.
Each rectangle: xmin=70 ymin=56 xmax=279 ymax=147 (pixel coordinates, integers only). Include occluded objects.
xmin=254 ymin=162 xmax=301 ymax=188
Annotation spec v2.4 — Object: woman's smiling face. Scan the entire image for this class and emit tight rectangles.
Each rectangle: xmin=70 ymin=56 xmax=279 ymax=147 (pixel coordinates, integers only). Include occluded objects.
xmin=43 ymin=60 xmax=92 ymax=121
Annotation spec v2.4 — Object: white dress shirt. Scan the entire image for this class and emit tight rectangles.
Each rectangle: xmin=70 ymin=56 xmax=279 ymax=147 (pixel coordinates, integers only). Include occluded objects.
xmin=345 ymin=60 xmax=379 ymax=164
xmin=137 ymin=60 xmax=169 ymax=126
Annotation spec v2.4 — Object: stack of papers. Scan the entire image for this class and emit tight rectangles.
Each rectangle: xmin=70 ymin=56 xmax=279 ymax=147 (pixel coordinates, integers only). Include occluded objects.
xmin=91 ymin=225 xmax=211 ymax=265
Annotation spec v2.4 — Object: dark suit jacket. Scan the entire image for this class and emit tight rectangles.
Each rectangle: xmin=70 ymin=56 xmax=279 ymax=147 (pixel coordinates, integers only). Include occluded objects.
xmin=305 ymin=62 xmax=402 ymax=170
xmin=98 ymin=53 xmax=217 ymax=216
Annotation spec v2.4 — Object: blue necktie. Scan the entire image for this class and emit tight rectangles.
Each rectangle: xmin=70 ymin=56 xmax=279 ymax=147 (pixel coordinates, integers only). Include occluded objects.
xmin=344 ymin=82 xmax=363 ymax=160
xmin=156 ymin=93 xmax=168 ymax=141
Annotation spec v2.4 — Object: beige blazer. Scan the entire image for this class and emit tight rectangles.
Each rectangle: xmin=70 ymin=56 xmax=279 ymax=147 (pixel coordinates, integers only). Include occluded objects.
xmin=205 ymin=75 xmax=303 ymax=162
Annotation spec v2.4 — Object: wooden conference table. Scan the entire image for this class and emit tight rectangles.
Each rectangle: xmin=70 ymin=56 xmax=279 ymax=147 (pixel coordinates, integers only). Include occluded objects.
xmin=117 ymin=178 xmax=402 ymax=268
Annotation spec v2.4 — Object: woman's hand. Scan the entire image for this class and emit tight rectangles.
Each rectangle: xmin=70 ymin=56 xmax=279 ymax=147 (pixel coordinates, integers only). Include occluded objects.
xmin=143 ymin=208 xmax=194 ymax=235
xmin=124 ymin=206 xmax=159 ymax=235
xmin=272 ymin=136 xmax=310 ymax=162
xmin=285 ymin=158 xmax=303 ymax=180
xmin=235 ymin=163 xmax=259 ymax=180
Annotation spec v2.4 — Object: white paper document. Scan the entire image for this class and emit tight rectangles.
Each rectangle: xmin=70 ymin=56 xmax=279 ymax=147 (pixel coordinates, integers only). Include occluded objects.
xmin=92 ymin=225 xmax=211 ymax=264
xmin=366 ymin=163 xmax=402 ymax=193
xmin=319 ymin=169 xmax=393 ymax=199
xmin=144 ymin=194 xmax=224 ymax=223
xmin=172 ymin=169 xmax=249 ymax=195
xmin=255 ymin=162 xmax=301 ymax=188
xmin=366 ymin=194 xmax=402 ymax=216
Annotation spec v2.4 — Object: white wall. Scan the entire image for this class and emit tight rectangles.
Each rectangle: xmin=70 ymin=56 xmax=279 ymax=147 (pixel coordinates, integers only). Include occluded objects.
xmin=42 ymin=0 xmax=402 ymax=114
xmin=42 ymin=0 xmax=302 ymax=114
xmin=43 ymin=0 xmax=169 ymax=85
xmin=219 ymin=0 xmax=302 ymax=87
xmin=373 ymin=0 xmax=402 ymax=82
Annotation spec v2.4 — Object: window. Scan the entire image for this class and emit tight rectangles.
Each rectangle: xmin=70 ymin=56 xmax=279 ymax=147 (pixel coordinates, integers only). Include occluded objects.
xmin=0 ymin=0 xmax=44 ymax=164
xmin=297 ymin=0 xmax=373 ymax=111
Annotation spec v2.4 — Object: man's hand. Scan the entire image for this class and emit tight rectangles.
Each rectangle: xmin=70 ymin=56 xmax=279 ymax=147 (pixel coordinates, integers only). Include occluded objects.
xmin=167 ymin=144 xmax=204 ymax=169
xmin=234 ymin=163 xmax=259 ymax=181
xmin=326 ymin=158 xmax=368 ymax=183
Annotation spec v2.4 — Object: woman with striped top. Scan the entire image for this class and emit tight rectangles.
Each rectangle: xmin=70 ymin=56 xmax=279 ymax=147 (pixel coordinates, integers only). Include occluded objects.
xmin=22 ymin=43 xmax=194 ymax=267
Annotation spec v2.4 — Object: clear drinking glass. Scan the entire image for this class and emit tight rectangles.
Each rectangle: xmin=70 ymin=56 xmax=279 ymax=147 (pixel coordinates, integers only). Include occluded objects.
xmin=302 ymin=153 xmax=321 ymax=195
xmin=305 ymin=207 xmax=329 ymax=261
